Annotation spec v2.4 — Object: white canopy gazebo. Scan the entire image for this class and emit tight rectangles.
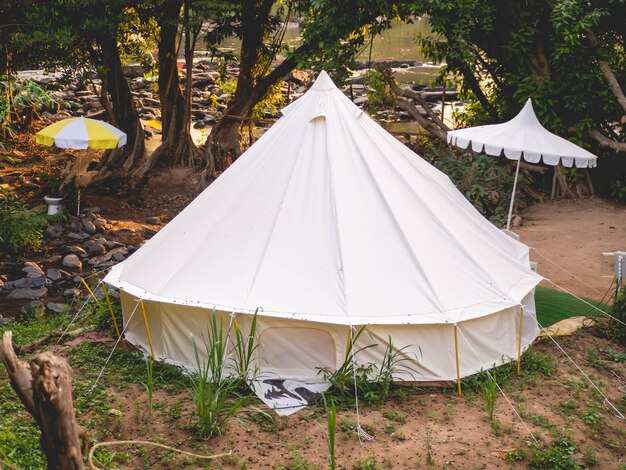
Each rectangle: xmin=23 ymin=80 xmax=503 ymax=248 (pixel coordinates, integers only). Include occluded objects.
xmin=447 ymin=99 xmax=598 ymax=229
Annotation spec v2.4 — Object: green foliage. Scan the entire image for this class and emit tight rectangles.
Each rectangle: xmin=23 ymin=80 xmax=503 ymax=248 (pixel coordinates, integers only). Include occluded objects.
xmin=0 ymin=188 xmax=51 ymax=254
xmin=0 ymin=76 xmax=59 ymax=137
xmin=145 ymin=357 xmax=155 ymax=415
xmin=363 ymin=69 xmax=394 ymax=113
xmin=608 ymin=285 xmax=626 ymax=344
xmin=190 ymin=313 xmax=250 ymax=439
xmin=528 ymin=436 xmax=580 ymax=470
xmin=482 ymin=372 xmax=498 ymax=421
xmin=610 ymin=181 xmax=626 ymax=203
xmin=322 ymin=395 xmax=337 ymax=470
xmin=232 ymin=310 xmax=260 ymax=385
xmin=319 ymin=328 xmax=416 ymax=407
xmin=425 ymin=146 xmax=529 ymax=225
xmin=353 ymin=456 xmax=378 ymax=470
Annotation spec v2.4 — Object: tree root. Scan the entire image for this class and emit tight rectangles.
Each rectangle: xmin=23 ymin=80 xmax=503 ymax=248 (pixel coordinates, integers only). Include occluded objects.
xmin=87 ymin=441 xmax=232 ymax=469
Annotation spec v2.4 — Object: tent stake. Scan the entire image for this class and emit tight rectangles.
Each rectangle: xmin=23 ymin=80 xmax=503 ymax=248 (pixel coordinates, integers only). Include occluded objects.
xmin=454 ymin=325 xmax=462 ymax=396
xmin=81 ymin=278 xmax=102 ymax=308
xmin=102 ymin=284 xmax=120 ymax=338
xmin=139 ymin=300 xmax=156 ymax=359
xmin=516 ymin=306 xmax=524 ymax=375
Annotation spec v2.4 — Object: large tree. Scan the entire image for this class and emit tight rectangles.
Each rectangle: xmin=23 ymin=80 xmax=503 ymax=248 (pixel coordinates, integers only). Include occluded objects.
xmin=134 ymin=0 xmax=206 ymax=179
xmin=19 ymin=1 xmax=148 ymax=177
xmin=409 ymin=0 xmax=625 ymax=153
xmin=199 ymin=0 xmax=406 ymax=186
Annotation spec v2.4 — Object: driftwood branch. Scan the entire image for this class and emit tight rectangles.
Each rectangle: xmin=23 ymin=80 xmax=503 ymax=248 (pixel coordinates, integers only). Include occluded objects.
xmin=374 ymin=67 xmax=450 ymax=142
xmin=0 ymin=331 xmax=85 ymax=470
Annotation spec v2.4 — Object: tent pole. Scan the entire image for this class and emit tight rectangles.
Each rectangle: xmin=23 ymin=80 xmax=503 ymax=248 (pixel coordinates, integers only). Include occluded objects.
xmin=139 ymin=299 xmax=156 ymax=359
xmin=516 ymin=306 xmax=524 ymax=375
xmin=506 ymin=157 xmax=522 ymax=230
xmin=454 ymin=324 xmax=462 ymax=396
xmin=81 ymin=278 xmax=102 ymax=308
xmin=102 ymin=284 xmax=120 ymax=338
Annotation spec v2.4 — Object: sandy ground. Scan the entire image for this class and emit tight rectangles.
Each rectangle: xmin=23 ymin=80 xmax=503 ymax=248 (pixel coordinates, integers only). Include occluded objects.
xmin=518 ymin=198 xmax=626 ymax=301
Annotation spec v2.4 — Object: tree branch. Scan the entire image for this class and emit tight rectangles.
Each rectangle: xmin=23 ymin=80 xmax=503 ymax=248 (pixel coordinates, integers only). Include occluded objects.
xmin=589 ymin=128 xmax=626 ymax=152
xmin=587 ymin=29 xmax=626 ymax=115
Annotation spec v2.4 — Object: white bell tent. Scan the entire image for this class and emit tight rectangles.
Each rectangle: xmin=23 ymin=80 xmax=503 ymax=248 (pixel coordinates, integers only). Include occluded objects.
xmin=105 ymin=71 xmax=541 ymax=393
xmin=447 ymin=99 xmax=598 ymax=230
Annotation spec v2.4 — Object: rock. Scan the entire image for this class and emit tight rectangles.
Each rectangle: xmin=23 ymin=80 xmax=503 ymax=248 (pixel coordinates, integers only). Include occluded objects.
xmin=89 ymin=247 xmax=128 ymax=266
xmin=511 ymin=215 xmax=523 ymax=228
xmin=353 ymin=96 xmax=368 ymax=107
xmin=62 ymin=254 xmax=82 ymax=270
xmin=105 ymin=241 xmax=125 ymax=250
xmin=193 ymin=121 xmax=206 ymax=129
xmin=111 ymin=248 xmax=128 ymax=261
xmin=7 ymin=287 xmax=48 ymax=300
xmin=67 ymin=245 xmax=88 ymax=257
xmin=1 ymin=275 xmax=46 ymax=292
xmin=93 ymin=218 xmax=107 ymax=229
xmin=67 ymin=231 xmax=90 ymax=241
xmin=23 ymin=261 xmax=44 ymax=276
xmin=46 ymin=223 xmax=64 ymax=238
xmin=203 ymin=114 xmax=217 ymax=124
xmin=146 ymin=216 xmax=161 ymax=225
xmin=73 ymin=276 xmax=83 ymax=284
xmin=122 ymin=64 xmax=145 ymax=78
xmin=0 ymin=317 xmax=13 ymax=326
xmin=82 ymin=220 xmax=97 ymax=235
xmin=46 ymin=302 xmax=68 ymax=313
xmin=142 ymin=97 xmax=160 ymax=108
xmin=88 ymin=243 xmax=107 ymax=256
xmin=64 ymin=288 xmax=80 ymax=298
xmin=46 ymin=268 xmax=70 ymax=281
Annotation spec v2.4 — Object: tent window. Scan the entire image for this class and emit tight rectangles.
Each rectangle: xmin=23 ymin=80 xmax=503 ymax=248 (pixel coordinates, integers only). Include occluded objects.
xmin=259 ymin=327 xmax=335 ymax=378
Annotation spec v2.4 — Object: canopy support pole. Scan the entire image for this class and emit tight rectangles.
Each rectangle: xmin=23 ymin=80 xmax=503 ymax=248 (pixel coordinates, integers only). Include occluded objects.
xmin=102 ymin=284 xmax=120 ymax=339
xmin=516 ymin=306 xmax=524 ymax=375
xmin=139 ymin=300 xmax=156 ymax=359
xmin=506 ymin=157 xmax=522 ymax=230
xmin=454 ymin=324 xmax=462 ymax=396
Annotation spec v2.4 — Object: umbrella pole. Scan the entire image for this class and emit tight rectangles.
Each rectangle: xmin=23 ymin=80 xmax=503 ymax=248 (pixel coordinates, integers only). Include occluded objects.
xmin=506 ymin=158 xmax=522 ymax=230
xmin=77 ymin=154 xmax=81 ymax=216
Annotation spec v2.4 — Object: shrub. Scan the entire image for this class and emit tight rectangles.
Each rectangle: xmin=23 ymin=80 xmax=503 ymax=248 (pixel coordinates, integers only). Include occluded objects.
xmin=608 ymin=285 xmax=626 ymax=345
xmin=0 ymin=188 xmax=51 ymax=253
xmin=424 ymin=146 xmax=531 ymax=225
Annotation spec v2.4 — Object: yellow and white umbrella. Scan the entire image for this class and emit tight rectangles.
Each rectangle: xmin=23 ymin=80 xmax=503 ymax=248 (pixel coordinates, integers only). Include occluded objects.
xmin=36 ymin=117 xmax=127 ymax=215
xmin=36 ymin=116 xmax=127 ymax=149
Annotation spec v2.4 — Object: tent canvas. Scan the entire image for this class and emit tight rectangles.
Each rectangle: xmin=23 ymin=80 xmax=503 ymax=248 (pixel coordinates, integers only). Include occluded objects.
xmin=105 ymin=71 xmax=541 ymax=403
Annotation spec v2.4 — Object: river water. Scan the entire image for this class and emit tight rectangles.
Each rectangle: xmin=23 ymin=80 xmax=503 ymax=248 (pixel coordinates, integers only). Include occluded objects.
xmin=197 ymin=18 xmax=434 ymax=64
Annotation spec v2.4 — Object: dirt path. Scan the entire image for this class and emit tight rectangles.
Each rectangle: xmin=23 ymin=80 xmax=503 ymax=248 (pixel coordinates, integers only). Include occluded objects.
xmin=518 ymin=198 xmax=626 ymax=302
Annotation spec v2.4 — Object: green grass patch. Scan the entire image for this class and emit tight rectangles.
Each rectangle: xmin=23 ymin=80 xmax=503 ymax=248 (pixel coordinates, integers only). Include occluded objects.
xmin=535 ymin=286 xmax=610 ymax=327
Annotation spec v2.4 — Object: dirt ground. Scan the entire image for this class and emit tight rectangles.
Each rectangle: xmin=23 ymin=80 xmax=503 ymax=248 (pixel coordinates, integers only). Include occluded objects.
xmin=82 ymin=332 xmax=624 ymax=469
xmin=518 ymin=198 xmax=626 ymax=301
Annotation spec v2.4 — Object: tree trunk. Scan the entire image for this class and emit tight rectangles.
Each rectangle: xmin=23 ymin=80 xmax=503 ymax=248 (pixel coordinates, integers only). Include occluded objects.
xmin=134 ymin=0 xmax=202 ymax=180
xmin=94 ymin=34 xmax=145 ymax=177
xmin=0 ymin=331 xmax=85 ymax=470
